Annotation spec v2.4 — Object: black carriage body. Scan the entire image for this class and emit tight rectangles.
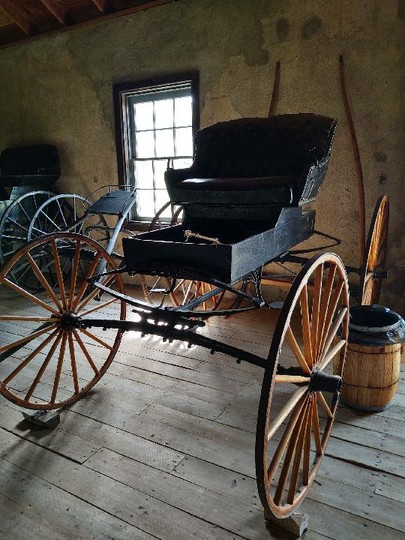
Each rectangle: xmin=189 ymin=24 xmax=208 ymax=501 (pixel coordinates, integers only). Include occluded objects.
xmin=124 ymin=113 xmax=336 ymax=282
xmin=123 ymin=207 xmax=315 ymax=283
xmin=0 ymin=144 xmax=60 ymax=199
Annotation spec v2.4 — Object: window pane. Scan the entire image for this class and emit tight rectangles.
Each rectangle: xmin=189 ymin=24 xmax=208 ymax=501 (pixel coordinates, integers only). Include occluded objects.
xmin=134 ymin=102 xmax=154 ymax=130
xmin=121 ymin=78 xmax=196 ymax=221
xmin=155 ymin=99 xmax=174 ymax=129
xmin=154 ymin=159 xmax=168 ymax=189
xmin=155 ymin=129 xmax=174 ymax=158
xmin=175 ymin=97 xmax=192 ymax=127
xmin=175 ymin=127 xmax=193 ymax=157
xmin=136 ymin=131 xmax=155 ymax=158
xmin=134 ymin=160 xmax=154 ymax=189
xmin=137 ymin=190 xmax=155 ymax=219
xmin=155 ymin=189 xmax=170 ymax=216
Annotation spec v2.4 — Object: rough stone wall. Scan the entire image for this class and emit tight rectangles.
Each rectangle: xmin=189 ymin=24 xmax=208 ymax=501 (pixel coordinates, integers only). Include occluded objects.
xmin=0 ymin=0 xmax=403 ymax=312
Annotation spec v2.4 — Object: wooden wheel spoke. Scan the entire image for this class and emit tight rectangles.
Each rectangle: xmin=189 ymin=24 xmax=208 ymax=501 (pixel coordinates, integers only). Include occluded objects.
xmin=286 ymin=327 xmax=311 ymax=375
xmin=267 ymin=393 xmax=307 ymax=486
xmin=275 ymin=375 xmax=311 ymax=384
xmin=72 ymin=329 xmax=100 ymax=375
xmin=50 ymin=239 xmax=68 ymax=310
xmin=318 ymin=392 xmax=333 ymax=419
xmin=316 ymin=264 xmax=337 ymax=359
xmin=300 ymin=285 xmax=313 ymax=367
xmin=24 ymin=330 xmax=64 ymax=401
xmin=267 ymin=386 xmax=308 ymax=441
xmin=287 ymin=399 xmax=313 ymax=504
xmin=273 ymin=397 xmax=309 ymax=505
xmin=24 ymin=252 xmax=63 ymax=310
xmin=0 ymin=324 xmax=57 ymax=356
xmin=78 ymin=327 xmax=113 ymax=350
xmin=0 ymin=316 xmax=59 ymax=323
xmin=3 ymin=328 xmax=60 ymax=385
xmin=311 ymin=395 xmax=323 ymax=455
xmin=71 ymin=251 xmax=103 ymax=309
xmin=68 ymin=239 xmax=82 ymax=309
xmin=68 ymin=333 xmax=80 ymax=394
xmin=319 ymin=338 xmax=347 ymax=371
xmin=182 ymin=281 xmax=195 ymax=305
xmin=51 ymin=332 xmax=68 ymax=404
xmin=76 ymin=275 xmax=115 ymax=313
xmin=302 ymin=396 xmax=312 ymax=486
xmin=316 ymin=280 xmax=345 ymax=365
xmin=311 ymin=265 xmax=323 ymax=358
xmin=2 ymin=278 xmax=60 ymax=316
xmin=318 ymin=305 xmax=348 ymax=368
xmin=79 ymin=297 xmax=119 ymax=317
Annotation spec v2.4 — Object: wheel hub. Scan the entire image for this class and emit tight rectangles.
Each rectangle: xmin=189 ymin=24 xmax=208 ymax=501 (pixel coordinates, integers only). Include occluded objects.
xmin=60 ymin=311 xmax=81 ymax=331
xmin=309 ymin=369 xmax=342 ymax=394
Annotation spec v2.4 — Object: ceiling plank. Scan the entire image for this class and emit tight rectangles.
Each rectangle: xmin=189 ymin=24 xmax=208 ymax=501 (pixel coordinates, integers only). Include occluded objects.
xmin=0 ymin=0 xmax=33 ymax=35
xmin=91 ymin=0 xmax=113 ymax=15
xmin=40 ymin=0 xmax=74 ymax=26
xmin=0 ymin=1 xmax=176 ymax=48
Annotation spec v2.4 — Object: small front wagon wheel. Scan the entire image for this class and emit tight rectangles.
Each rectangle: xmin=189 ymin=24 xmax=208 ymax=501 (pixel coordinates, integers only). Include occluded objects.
xmin=256 ymin=253 xmax=349 ymax=519
xmin=0 ymin=233 xmax=126 ymax=410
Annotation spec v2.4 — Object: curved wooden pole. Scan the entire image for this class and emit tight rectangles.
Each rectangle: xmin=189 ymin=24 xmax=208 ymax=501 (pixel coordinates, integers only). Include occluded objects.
xmin=339 ymin=55 xmax=366 ymax=267
xmin=268 ymin=61 xmax=281 ymax=117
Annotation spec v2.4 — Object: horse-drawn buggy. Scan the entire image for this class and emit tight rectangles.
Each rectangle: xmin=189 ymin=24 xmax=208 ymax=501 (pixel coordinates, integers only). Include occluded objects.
xmin=0 ymin=113 xmax=389 ymax=522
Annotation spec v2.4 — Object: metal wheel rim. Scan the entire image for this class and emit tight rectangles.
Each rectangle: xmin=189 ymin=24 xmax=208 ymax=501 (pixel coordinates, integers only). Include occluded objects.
xmin=0 ymin=190 xmax=54 ymax=265
xmin=27 ymin=193 xmax=111 ymax=248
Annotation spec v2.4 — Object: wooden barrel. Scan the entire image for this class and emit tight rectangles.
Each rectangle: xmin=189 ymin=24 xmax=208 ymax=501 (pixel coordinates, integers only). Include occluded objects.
xmin=334 ymin=304 xmax=405 ymax=412
xmin=340 ymin=342 xmax=401 ymax=411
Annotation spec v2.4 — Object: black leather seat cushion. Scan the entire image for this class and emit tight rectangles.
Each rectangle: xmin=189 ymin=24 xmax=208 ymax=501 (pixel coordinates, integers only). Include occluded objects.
xmin=178 ymin=176 xmax=298 ymax=190
xmin=172 ymin=175 xmax=297 ymax=205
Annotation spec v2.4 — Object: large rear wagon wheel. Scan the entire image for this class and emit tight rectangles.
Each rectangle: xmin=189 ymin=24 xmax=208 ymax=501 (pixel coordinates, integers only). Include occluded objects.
xmin=256 ymin=253 xmax=349 ymax=519
xmin=0 ymin=233 xmax=126 ymax=410
xmin=360 ymin=195 xmax=389 ymax=305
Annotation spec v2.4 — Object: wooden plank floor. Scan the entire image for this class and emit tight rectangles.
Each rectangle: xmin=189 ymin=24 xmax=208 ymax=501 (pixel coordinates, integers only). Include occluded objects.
xmin=0 ymin=288 xmax=404 ymax=539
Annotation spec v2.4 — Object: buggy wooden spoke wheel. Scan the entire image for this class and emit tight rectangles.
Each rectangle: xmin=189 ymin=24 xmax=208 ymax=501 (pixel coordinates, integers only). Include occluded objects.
xmin=255 ymin=253 xmax=349 ymax=519
xmin=360 ymin=195 xmax=389 ymax=305
xmin=0 ymin=233 xmax=126 ymax=410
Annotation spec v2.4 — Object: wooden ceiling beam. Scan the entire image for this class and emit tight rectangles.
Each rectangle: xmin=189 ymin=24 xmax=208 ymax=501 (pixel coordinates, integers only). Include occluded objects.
xmin=91 ymin=0 xmax=113 ymax=15
xmin=0 ymin=0 xmax=33 ymax=35
xmin=0 ymin=1 xmax=176 ymax=48
xmin=40 ymin=0 xmax=74 ymax=26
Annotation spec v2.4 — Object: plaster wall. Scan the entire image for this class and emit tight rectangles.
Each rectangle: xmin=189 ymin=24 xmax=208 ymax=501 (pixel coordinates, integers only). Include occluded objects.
xmin=0 ymin=0 xmax=403 ymax=312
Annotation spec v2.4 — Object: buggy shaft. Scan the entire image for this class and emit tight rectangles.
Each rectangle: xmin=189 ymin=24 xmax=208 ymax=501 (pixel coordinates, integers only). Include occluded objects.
xmin=79 ymin=317 xmax=268 ymax=369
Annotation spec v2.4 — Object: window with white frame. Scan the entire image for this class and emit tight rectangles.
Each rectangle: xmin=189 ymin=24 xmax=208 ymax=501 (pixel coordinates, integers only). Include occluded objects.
xmin=114 ymin=74 xmax=199 ymax=222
